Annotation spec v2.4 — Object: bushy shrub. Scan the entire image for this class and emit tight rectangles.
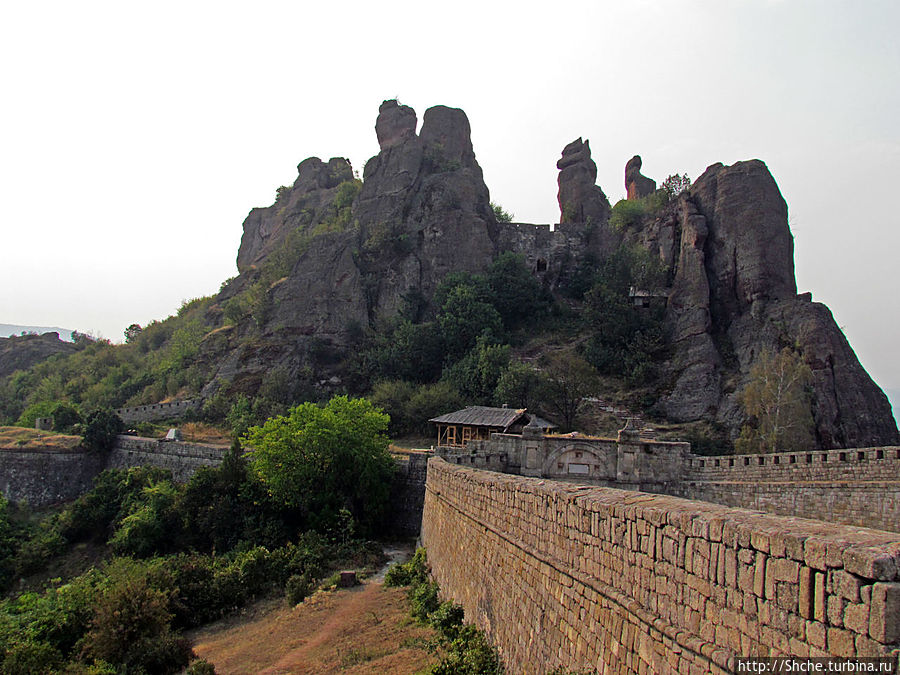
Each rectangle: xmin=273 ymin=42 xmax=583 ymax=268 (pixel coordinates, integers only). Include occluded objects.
xmin=81 ymin=410 xmax=123 ymax=453
xmin=108 ymin=480 xmax=182 ymax=557
xmin=80 ymin=558 xmax=192 ymax=674
xmin=185 ymin=659 xmax=217 ymax=675
xmin=431 ymin=624 xmax=504 ymax=675
xmin=0 ymin=640 xmax=63 ymax=675
xmin=387 ymin=548 xmax=503 ymax=675
xmin=285 ymin=573 xmax=313 ymax=605
xmin=384 ymin=547 xmax=429 ymax=588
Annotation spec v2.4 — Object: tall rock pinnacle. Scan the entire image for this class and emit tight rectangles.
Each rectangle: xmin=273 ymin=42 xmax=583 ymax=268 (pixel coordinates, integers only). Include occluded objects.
xmin=557 ymin=138 xmax=611 ymax=225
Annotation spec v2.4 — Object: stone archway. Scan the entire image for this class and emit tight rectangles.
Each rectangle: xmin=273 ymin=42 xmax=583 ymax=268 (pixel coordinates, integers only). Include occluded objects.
xmin=541 ymin=442 xmax=616 ymax=480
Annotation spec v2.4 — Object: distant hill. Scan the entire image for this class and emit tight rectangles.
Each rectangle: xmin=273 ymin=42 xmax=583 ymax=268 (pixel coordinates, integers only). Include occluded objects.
xmin=0 ymin=324 xmax=74 ymax=341
xmin=0 ymin=331 xmax=78 ymax=379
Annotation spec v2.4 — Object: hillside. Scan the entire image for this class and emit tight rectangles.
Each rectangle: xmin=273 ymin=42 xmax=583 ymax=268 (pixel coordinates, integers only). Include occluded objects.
xmin=0 ymin=99 xmax=896 ymax=450
xmin=0 ymin=331 xmax=77 ymax=380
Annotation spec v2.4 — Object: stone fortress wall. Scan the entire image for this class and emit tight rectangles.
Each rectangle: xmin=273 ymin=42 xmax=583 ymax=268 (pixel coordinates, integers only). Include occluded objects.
xmin=678 ymin=446 xmax=900 ymax=533
xmin=107 ymin=436 xmax=228 ymax=482
xmin=440 ymin=430 xmax=900 ymax=533
xmin=0 ymin=448 xmax=106 ymax=506
xmin=422 ymin=457 xmax=900 ymax=674
xmin=0 ymin=436 xmax=427 ymax=535
xmin=114 ymin=399 xmax=199 ymax=424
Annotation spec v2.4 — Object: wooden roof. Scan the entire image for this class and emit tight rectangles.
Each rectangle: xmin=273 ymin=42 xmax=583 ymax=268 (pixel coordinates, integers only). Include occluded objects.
xmin=429 ymin=406 xmax=527 ymax=429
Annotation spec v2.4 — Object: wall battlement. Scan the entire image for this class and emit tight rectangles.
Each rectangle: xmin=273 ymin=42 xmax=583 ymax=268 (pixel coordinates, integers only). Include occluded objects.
xmin=422 ymin=458 xmax=900 ymax=673
xmin=441 ymin=432 xmax=900 ymax=532
xmin=114 ymin=399 xmax=199 ymax=424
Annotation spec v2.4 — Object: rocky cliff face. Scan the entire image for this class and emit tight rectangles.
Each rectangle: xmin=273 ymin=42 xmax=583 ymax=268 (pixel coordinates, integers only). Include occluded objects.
xmin=212 ymin=101 xmax=897 ymax=448
xmin=646 ymin=160 xmax=898 ymax=448
xmin=207 ymin=100 xmax=507 ymax=396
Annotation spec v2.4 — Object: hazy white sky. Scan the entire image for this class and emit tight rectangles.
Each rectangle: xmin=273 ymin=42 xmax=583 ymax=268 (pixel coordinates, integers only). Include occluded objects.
xmin=1 ymin=1 xmax=898 ymax=405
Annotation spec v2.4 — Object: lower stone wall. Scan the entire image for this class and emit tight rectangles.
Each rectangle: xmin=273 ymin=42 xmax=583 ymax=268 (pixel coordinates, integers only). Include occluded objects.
xmin=0 ymin=449 xmax=106 ymax=506
xmin=107 ymin=437 xmax=229 ymax=482
xmin=0 ymin=438 xmax=431 ymax=529
xmin=422 ymin=458 xmax=900 ymax=674
xmin=388 ymin=452 xmax=430 ymax=537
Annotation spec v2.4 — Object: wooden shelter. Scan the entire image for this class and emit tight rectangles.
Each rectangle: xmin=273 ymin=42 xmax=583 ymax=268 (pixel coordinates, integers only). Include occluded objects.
xmin=430 ymin=406 xmax=555 ymax=448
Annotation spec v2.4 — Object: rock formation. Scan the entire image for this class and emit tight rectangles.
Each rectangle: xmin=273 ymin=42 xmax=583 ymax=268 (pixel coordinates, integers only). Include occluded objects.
xmin=212 ymin=102 xmax=897 ymax=448
xmin=236 ymin=156 xmax=354 ymax=272
xmin=208 ymin=100 xmax=501 ymax=397
xmin=375 ymin=99 xmax=416 ymax=149
xmin=557 ymin=139 xmax=611 ymax=225
xmin=625 ymin=155 xmax=656 ymax=200
xmin=650 ymin=160 xmax=898 ymax=448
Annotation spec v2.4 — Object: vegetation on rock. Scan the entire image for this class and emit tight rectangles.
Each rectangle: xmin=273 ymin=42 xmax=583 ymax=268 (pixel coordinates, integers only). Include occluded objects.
xmin=735 ymin=347 xmax=815 ymax=454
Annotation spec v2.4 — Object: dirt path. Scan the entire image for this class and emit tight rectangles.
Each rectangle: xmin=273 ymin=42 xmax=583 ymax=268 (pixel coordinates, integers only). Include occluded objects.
xmin=191 ymin=548 xmax=436 ymax=674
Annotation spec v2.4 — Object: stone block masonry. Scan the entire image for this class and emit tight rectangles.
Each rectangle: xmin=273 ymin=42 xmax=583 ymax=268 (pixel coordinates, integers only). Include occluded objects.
xmin=388 ymin=451 xmax=430 ymax=537
xmin=422 ymin=457 xmax=900 ymax=674
xmin=0 ymin=436 xmax=429 ymax=518
xmin=107 ymin=436 xmax=229 ymax=482
xmin=679 ymin=447 xmax=900 ymax=532
xmin=0 ymin=448 xmax=106 ymax=506
xmin=114 ymin=399 xmax=199 ymax=424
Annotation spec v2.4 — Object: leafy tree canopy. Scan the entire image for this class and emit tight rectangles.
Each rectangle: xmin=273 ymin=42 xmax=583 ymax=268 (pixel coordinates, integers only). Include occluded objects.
xmin=735 ymin=347 xmax=815 ymax=454
xmin=244 ymin=396 xmax=395 ymax=535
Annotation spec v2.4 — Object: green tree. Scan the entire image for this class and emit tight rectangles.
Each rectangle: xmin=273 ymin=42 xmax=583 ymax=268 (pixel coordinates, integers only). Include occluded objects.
xmin=16 ymin=401 xmax=57 ymax=429
xmin=486 ymin=252 xmax=548 ymax=329
xmin=81 ymin=409 xmax=124 ymax=453
xmin=437 ymin=286 xmax=503 ymax=360
xmin=539 ymin=352 xmax=599 ymax=432
xmin=124 ymin=324 xmax=143 ymax=343
xmin=493 ymin=362 xmax=547 ymax=411
xmin=735 ymin=347 xmax=815 ymax=454
xmin=660 ymin=173 xmax=691 ymax=200
xmin=442 ymin=339 xmax=510 ymax=404
xmin=50 ymin=402 xmax=82 ymax=433
xmin=583 ymin=245 xmax=667 ymax=383
xmin=490 ymin=202 xmax=514 ymax=223
xmin=244 ymin=396 xmax=395 ymax=535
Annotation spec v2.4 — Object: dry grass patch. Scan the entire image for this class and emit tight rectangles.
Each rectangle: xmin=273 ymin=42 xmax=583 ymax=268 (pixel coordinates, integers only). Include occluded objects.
xmin=0 ymin=426 xmax=82 ymax=451
xmin=190 ymin=583 xmax=437 ymax=675
xmin=179 ymin=422 xmax=231 ymax=445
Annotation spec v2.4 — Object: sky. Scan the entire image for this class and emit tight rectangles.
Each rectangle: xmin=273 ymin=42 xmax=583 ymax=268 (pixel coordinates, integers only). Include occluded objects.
xmin=1 ymin=1 xmax=898 ymax=413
